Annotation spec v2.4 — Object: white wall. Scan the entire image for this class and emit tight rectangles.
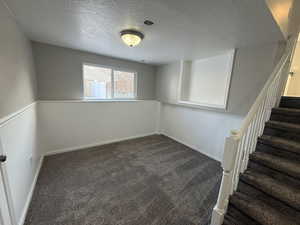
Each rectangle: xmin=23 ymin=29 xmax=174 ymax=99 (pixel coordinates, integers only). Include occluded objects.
xmin=159 ymin=103 xmax=242 ymax=161
xmin=285 ymin=41 xmax=300 ymax=96
xmin=265 ymin=0 xmax=300 ymax=38
xmin=180 ymin=50 xmax=234 ymax=107
xmin=0 ymin=104 xmax=42 ymax=225
xmin=156 ymin=62 xmax=182 ymax=104
xmin=265 ymin=0 xmax=294 ymax=38
xmin=38 ymin=101 xmax=160 ymax=154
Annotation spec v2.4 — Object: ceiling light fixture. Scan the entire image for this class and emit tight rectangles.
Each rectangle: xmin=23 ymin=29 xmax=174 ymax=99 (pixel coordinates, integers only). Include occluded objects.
xmin=120 ymin=29 xmax=144 ymax=47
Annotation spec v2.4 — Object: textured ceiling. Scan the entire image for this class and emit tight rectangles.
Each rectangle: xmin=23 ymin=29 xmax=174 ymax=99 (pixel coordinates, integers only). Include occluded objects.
xmin=5 ymin=0 xmax=283 ymax=64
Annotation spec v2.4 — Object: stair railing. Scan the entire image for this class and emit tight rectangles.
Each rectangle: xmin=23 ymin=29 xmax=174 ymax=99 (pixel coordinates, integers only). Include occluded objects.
xmin=210 ymin=43 xmax=293 ymax=225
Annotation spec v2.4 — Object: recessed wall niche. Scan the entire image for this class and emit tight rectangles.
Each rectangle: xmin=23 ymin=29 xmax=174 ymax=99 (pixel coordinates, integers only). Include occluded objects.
xmin=178 ymin=49 xmax=235 ymax=110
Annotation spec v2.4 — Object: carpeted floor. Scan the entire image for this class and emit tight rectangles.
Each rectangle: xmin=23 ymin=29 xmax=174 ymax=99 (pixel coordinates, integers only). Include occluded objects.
xmin=25 ymin=135 xmax=222 ymax=225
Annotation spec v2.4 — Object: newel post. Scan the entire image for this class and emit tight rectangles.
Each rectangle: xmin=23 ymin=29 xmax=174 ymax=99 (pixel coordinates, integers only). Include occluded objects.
xmin=211 ymin=132 xmax=240 ymax=225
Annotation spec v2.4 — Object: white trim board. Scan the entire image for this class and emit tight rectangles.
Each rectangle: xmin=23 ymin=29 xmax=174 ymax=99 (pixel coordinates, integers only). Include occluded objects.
xmin=0 ymin=102 xmax=37 ymax=128
xmin=17 ymin=157 xmax=43 ymax=225
xmin=45 ymin=132 xmax=160 ymax=156
xmin=38 ymin=100 xmax=155 ymax=103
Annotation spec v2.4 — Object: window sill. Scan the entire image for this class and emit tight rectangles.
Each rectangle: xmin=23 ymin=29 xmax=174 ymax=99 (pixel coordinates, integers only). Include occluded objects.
xmin=38 ymin=99 xmax=152 ymax=103
xmin=83 ymin=98 xmax=138 ymax=102
xmin=177 ymin=100 xmax=227 ymax=111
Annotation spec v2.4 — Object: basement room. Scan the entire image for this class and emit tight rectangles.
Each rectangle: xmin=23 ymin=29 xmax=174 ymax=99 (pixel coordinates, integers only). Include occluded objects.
xmin=1 ymin=0 xmax=300 ymax=225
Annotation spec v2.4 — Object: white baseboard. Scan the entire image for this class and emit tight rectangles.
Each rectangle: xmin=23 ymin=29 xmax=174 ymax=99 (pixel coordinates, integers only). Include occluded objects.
xmin=18 ymin=156 xmax=44 ymax=225
xmin=45 ymin=132 xmax=160 ymax=156
xmin=160 ymin=132 xmax=221 ymax=162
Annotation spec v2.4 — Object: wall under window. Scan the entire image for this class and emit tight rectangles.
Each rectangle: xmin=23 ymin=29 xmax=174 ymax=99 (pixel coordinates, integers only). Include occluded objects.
xmin=32 ymin=42 xmax=156 ymax=100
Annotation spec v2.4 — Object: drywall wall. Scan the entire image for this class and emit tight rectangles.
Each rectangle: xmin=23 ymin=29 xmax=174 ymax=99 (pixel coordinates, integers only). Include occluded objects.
xmin=159 ymin=104 xmax=242 ymax=161
xmin=32 ymin=42 xmax=157 ymax=100
xmin=156 ymin=62 xmax=181 ymax=104
xmin=38 ymin=101 xmax=159 ymax=154
xmin=265 ymin=0 xmax=300 ymax=38
xmin=0 ymin=104 xmax=42 ymax=225
xmin=265 ymin=0 xmax=294 ymax=38
xmin=285 ymin=41 xmax=300 ymax=96
xmin=0 ymin=1 xmax=37 ymax=119
xmin=227 ymin=43 xmax=280 ymax=115
xmin=288 ymin=0 xmax=300 ymax=36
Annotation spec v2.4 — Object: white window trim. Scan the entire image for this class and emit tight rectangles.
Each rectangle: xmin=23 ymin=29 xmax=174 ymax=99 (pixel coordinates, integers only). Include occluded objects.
xmin=82 ymin=63 xmax=138 ymax=100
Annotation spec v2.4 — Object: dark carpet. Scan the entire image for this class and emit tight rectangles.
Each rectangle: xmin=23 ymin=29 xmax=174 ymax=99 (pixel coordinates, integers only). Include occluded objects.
xmin=25 ymin=135 xmax=222 ymax=225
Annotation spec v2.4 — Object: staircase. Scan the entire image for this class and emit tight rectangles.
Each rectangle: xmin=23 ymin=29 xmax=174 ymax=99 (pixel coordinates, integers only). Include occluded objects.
xmin=223 ymin=96 xmax=300 ymax=225
xmin=210 ymin=37 xmax=300 ymax=225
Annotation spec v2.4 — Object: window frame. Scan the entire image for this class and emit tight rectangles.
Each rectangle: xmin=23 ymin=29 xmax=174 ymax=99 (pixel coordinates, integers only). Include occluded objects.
xmin=82 ymin=63 xmax=138 ymax=100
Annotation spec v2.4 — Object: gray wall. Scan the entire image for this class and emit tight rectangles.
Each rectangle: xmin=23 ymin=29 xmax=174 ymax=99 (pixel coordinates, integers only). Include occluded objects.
xmin=0 ymin=2 xmax=37 ymax=119
xmin=156 ymin=42 xmax=282 ymax=116
xmin=227 ymin=42 xmax=281 ymax=115
xmin=32 ymin=42 xmax=157 ymax=100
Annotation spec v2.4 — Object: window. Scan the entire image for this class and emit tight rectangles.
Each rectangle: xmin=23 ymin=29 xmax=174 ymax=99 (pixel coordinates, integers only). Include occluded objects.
xmin=83 ymin=64 xmax=136 ymax=99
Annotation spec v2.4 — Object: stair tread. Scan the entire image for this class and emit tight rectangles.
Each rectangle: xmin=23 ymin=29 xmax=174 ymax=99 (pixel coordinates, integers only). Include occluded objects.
xmin=258 ymin=135 xmax=300 ymax=155
xmin=281 ymin=96 xmax=300 ymax=101
xmin=223 ymin=215 xmax=247 ymax=225
xmin=225 ymin=204 xmax=261 ymax=225
xmin=248 ymin=161 xmax=300 ymax=188
xmin=222 ymin=218 xmax=232 ymax=225
xmin=266 ymin=120 xmax=300 ymax=132
xmin=270 ymin=107 xmax=300 ymax=125
xmin=250 ymin=151 xmax=300 ymax=179
xmin=272 ymin=107 xmax=300 ymax=115
xmin=241 ymin=170 xmax=300 ymax=210
xmin=280 ymin=96 xmax=300 ymax=109
xmin=230 ymin=192 xmax=299 ymax=225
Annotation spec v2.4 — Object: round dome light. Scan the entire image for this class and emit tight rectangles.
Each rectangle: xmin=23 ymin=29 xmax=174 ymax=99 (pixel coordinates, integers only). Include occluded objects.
xmin=120 ymin=29 xmax=144 ymax=47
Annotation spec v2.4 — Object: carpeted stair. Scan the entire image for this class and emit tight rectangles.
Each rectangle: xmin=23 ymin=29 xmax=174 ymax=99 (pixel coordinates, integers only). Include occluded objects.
xmin=222 ymin=96 xmax=300 ymax=225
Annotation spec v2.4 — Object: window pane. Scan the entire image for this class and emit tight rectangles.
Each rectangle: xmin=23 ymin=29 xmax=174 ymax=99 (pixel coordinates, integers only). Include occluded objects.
xmin=113 ymin=71 xmax=135 ymax=98
xmin=83 ymin=65 xmax=112 ymax=99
